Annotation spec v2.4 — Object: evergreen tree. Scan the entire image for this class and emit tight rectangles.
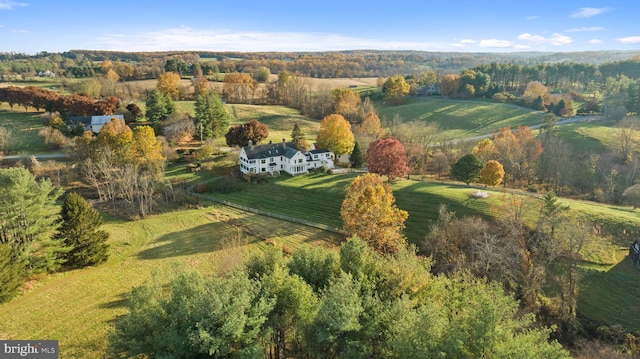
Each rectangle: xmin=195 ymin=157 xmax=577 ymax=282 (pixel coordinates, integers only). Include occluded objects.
xmin=195 ymin=91 xmax=230 ymax=140
xmin=144 ymin=89 xmax=176 ymax=128
xmin=291 ymin=122 xmax=306 ymax=150
xmin=350 ymin=141 xmax=364 ymax=169
xmin=0 ymin=167 xmax=63 ymax=274
xmin=55 ymin=192 xmax=110 ymax=267
xmin=0 ymin=244 xmax=23 ymax=303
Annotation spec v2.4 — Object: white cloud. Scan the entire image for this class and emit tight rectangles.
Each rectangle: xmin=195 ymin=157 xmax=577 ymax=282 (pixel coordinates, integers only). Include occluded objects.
xmin=589 ymin=39 xmax=603 ymax=44
xmin=94 ymin=27 xmax=460 ymax=52
xmin=11 ymin=29 xmax=27 ymax=33
xmin=479 ymin=39 xmax=513 ymax=48
xmin=460 ymin=39 xmax=477 ymax=44
xmin=617 ymin=36 xmax=640 ymax=44
xmin=564 ymin=26 xmax=604 ymax=33
xmin=527 ymin=15 xmax=539 ymax=20
xmin=518 ymin=33 xmax=573 ymax=46
xmin=0 ymin=1 xmax=27 ymax=10
xmin=569 ymin=7 xmax=611 ymax=18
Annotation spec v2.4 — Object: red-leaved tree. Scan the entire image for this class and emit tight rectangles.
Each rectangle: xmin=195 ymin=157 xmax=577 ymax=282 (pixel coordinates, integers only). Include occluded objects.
xmin=366 ymin=138 xmax=409 ymax=181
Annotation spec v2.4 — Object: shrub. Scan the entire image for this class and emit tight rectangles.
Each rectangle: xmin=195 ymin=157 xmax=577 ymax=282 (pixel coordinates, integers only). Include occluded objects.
xmin=211 ymin=176 xmax=241 ymax=193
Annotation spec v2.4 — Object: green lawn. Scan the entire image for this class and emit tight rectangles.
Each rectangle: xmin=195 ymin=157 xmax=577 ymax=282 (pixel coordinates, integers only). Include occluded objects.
xmin=0 ymin=107 xmax=48 ymax=153
xmin=210 ymin=173 xmax=527 ymax=245
xmin=557 ymin=121 xmax=617 ymax=154
xmin=378 ymin=97 xmax=545 ymax=139
xmin=229 ymin=104 xmax=320 ymax=145
xmin=0 ymin=205 xmax=341 ymax=358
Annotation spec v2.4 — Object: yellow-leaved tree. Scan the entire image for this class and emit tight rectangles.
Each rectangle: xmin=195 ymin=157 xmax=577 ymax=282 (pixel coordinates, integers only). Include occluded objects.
xmin=340 ymin=173 xmax=408 ymax=253
xmin=479 ymin=160 xmax=505 ymax=187
xmin=316 ymin=114 xmax=354 ymax=155
xmin=157 ymin=71 xmax=181 ymax=100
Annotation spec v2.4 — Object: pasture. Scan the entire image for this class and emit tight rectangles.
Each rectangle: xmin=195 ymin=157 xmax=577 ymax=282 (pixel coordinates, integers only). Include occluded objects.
xmin=0 ymin=107 xmax=48 ymax=153
xmin=378 ymin=97 xmax=546 ymax=139
xmin=0 ymin=205 xmax=342 ymax=358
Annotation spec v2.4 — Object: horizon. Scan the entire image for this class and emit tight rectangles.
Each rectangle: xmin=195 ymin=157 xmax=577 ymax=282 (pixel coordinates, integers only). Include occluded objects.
xmin=1 ymin=1 xmax=640 ymax=54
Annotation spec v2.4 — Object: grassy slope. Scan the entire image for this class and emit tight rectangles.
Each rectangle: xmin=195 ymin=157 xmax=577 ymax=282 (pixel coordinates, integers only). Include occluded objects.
xmin=378 ymin=97 xmax=545 ymax=139
xmin=0 ymin=106 xmax=48 ymax=153
xmin=0 ymin=205 xmax=341 ymax=358
xmin=211 ymin=172 xmax=640 ymax=331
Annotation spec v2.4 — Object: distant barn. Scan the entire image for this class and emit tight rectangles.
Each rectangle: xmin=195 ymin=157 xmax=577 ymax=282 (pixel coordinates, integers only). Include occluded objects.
xmin=630 ymin=240 xmax=640 ymax=268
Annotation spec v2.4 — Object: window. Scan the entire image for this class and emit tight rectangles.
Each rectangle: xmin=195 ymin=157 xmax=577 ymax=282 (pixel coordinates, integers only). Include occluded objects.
xmin=262 ymin=167 xmax=266 ymax=172
xmin=314 ymin=155 xmax=318 ymax=159
xmin=298 ymin=159 xmax=303 ymax=163
xmin=261 ymin=159 xmax=266 ymax=164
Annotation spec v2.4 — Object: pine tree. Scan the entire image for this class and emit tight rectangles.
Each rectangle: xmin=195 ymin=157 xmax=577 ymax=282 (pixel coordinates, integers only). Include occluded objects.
xmin=55 ymin=192 xmax=110 ymax=267
xmin=195 ymin=91 xmax=230 ymax=140
xmin=350 ymin=141 xmax=364 ymax=168
xmin=0 ymin=244 xmax=23 ymax=303
xmin=291 ymin=123 xmax=306 ymax=150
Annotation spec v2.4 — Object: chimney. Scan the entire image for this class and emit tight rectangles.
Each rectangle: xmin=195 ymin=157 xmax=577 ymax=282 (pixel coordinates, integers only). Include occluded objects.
xmin=248 ymin=140 xmax=253 ymax=149
xmin=282 ymin=138 xmax=286 ymax=148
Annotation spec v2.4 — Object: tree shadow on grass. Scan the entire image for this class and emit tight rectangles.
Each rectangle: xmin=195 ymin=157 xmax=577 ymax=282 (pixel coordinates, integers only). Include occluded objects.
xmin=577 ymin=257 xmax=640 ymax=332
xmin=137 ymin=221 xmax=231 ymax=260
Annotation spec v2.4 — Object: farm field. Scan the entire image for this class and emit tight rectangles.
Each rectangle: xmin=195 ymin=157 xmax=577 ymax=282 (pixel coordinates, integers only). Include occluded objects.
xmin=378 ymin=97 xmax=546 ymax=139
xmin=206 ymin=171 xmax=640 ymax=330
xmin=0 ymin=205 xmax=342 ymax=358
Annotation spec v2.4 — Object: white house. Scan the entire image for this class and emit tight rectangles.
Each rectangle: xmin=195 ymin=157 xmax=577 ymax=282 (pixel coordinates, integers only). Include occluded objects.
xmin=66 ymin=115 xmax=125 ymax=133
xmin=239 ymin=140 xmax=334 ymax=176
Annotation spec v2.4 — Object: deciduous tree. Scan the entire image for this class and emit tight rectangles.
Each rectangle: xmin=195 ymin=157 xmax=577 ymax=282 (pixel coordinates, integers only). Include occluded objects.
xmin=340 ymin=173 xmax=408 ymax=253
xmin=316 ymin=114 xmax=354 ymax=155
xmin=383 ymin=75 xmax=410 ymax=104
xmin=479 ymin=160 xmax=505 ymax=187
xmin=332 ymin=88 xmax=361 ymax=122
xmin=157 ymin=71 xmax=181 ymax=100
xmin=450 ymin=153 xmax=483 ymax=185
xmin=623 ymin=184 xmax=640 ymax=209
xmin=358 ymin=112 xmax=385 ymax=138
xmin=225 ymin=119 xmax=269 ymax=147
xmin=54 ymin=192 xmax=109 ymax=267
xmin=366 ymin=138 xmax=410 ymax=181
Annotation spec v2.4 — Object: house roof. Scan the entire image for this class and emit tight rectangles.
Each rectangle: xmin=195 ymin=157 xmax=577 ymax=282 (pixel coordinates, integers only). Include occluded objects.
xmin=309 ymin=149 xmax=330 ymax=154
xmin=243 ymin=142 xmax=297 ymax=160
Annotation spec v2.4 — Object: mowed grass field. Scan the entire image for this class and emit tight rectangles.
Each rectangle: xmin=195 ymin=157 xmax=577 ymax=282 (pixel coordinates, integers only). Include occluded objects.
xmin=378 ymin=97 xmax=546 ymax=139
xmin=0 ymin=205 xmax=342 ymax=358
xmin=207 ymin=172 xmax=640 ymax=331
xmin=0 ymin=106 xmax=48 ymax=153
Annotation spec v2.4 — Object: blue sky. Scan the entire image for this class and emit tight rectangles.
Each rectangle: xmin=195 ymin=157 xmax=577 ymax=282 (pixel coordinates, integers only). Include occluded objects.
xmin=1 ymin=0 xmax=639 ymax=54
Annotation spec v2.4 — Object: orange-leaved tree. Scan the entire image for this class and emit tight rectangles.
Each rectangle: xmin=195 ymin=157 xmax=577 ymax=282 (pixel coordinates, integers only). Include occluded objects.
xmin=479 ymin=160 xmax=505 ymax=187
xmin=366 ymin=138 xmax=409 ymax=181
xmin=316 ymin=114 xmax=354 ymax=155
xmin=340 ymin=173 xmax=408 ymax=253
xmin=358 ymin=112 xmax=385 ymax=138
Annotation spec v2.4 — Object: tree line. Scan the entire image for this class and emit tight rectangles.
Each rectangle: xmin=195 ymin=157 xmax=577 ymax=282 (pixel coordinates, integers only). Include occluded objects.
xmin=2 ymin=50 xmax=639 ymax=81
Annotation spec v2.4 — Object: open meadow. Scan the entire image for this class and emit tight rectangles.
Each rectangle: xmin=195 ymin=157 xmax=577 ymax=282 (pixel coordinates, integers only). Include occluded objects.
xmin=0 ymin=204 xmax=342 ymax=358
xmin=378 ymin=97 xmax=546 ymax=139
